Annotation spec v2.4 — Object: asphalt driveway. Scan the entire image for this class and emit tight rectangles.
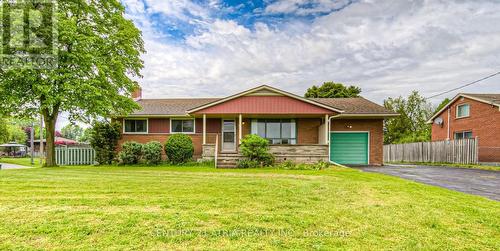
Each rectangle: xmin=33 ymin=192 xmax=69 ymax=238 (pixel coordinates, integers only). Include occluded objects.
xmin=358 ymin=165 xmax=500 ymax=201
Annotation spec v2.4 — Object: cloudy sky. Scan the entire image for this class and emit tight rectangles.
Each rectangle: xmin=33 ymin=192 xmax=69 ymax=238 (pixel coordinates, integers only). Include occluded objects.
xmin=59 ymin=0 xmax=500 ymax=130
xmin=118 ymin=0 xmax=500 ymax=105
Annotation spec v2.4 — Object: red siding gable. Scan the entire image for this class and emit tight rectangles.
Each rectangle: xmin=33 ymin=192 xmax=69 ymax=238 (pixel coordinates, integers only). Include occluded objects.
xmin=193 ymin=96 xmax=335 ymax=115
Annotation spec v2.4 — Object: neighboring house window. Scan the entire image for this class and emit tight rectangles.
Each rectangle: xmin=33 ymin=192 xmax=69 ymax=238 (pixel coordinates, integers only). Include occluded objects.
xmin=124 ymin=119 xmax=147 ymax=133
xmin=251 ymin=119 xmax=296 ymax=144
xmin=456 ymin=104 xmax=470 ymax=118
xmin=171 ymin=119 xmax=195 ymax=133
xmin=454 ymin=131 xmax=472 ymax=140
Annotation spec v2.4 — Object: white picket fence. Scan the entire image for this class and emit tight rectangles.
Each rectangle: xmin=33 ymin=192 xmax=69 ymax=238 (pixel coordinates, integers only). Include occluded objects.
xmin=384 ymin=138 xmax=479 ymax=164
xmin=55 ymin=146 xmax=96 ymax=165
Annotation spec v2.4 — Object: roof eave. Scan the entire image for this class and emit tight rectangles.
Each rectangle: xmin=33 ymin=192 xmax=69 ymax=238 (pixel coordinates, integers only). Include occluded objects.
xmin=114 ymin=114 xmax=191 ymax=118
xmin=333 ymin=113 xmax=400 ymax=118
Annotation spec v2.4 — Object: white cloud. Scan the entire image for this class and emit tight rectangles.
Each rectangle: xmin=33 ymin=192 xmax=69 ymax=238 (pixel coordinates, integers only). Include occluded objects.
xmin=265 ymin=0 xmax=354 ymax=16
xmin=123 ymin=0 xmax=500 ymax=104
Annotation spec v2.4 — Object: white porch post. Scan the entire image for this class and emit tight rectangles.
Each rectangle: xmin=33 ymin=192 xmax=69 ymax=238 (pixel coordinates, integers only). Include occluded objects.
xmin=202 ymin=114 xmax=207 ymax=144
xmin=325 ymin=114 xmax=329 ymax=144
xmin=238 ymin=114 xmax=243 ymax=143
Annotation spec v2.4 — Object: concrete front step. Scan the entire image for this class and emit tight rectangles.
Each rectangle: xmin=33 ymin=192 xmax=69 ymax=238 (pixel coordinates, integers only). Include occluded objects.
xmin=216 ymin=153 xmax=242 ymax=168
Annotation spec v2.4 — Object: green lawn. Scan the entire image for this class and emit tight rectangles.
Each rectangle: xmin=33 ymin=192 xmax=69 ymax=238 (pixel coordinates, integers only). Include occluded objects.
xmin=0 ymin=165 xmax=498 ymax=250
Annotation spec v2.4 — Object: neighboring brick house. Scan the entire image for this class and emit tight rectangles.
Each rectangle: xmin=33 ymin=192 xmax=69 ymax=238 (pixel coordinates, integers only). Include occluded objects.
xmin=116 ymin=85 xmax=398 ymax=167
xmin=428 ymin=93 xmax=500 ymax=163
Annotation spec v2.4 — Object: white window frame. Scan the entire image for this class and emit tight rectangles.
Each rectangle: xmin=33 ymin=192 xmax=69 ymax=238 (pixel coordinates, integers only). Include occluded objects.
xmin=454 ymin=130 xmax=472 ymax=140
xmin=456 ymin=104 xmax=470 ymax=118
xmin=170 ymin=118 xmax=196 ymax=134
xmin=123 ymin=118 xmax=148 ymax=134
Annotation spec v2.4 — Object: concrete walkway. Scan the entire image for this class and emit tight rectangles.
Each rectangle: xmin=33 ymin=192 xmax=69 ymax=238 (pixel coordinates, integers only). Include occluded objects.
xmin=358 ymin=165 xmax=500 ymax=201
xmin=0 ymin=163 xmax=31 ymax=170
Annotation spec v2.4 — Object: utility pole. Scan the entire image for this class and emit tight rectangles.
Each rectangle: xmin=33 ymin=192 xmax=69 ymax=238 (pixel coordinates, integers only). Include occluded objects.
xmin=30 ymin=122 xmax=34 ymax=165
xmin=40 ymin=115 xmax=44 ymax=165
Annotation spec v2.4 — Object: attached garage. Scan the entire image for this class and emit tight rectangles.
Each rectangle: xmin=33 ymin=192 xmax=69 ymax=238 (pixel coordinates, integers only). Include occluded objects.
xmin=330 ymin=132 xmax=369 ymax=165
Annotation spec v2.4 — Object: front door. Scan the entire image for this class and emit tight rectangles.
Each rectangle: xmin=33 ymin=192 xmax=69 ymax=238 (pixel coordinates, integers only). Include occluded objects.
xmin=222 ymin=120 xmax=236 ymax=152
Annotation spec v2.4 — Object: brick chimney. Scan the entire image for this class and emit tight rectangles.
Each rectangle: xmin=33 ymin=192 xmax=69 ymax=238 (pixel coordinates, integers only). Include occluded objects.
xmin=132 ymin=87 xmax=142 ymax=101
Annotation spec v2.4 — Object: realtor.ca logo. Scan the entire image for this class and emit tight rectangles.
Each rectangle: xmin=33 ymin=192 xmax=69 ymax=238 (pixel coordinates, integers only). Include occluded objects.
xmin=0 ymin=0 xmax=57 ymax=69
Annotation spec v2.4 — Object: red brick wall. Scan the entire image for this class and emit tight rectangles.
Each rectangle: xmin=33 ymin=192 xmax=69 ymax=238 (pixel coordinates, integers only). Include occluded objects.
xmin=431 ymin=97 xmax=500 ymax=162
xmin=118 ymin=134 xmax=205 ymax=159
xmin=117 ymin=117 xmax=221 ymax=160
xmin=330 ymin=119 xmax=384 ymax=166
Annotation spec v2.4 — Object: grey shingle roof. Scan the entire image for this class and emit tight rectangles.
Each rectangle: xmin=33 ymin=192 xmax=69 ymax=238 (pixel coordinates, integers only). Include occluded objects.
xmin=462 ymin=93 xmax=500 ymax=105
xmin=311 ymin=97 xmax=397 ymax=114
xmin=131 ymin=98 xmax=221 ymax=115
xmin=128 ymin=97 xmax=396 ymax=116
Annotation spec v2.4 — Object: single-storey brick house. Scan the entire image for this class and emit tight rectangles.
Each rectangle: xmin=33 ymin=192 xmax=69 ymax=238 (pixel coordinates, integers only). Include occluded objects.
xmin=116 ymin=85 xmax=398 ymax=167
xmin=428 ymin=93 xmax=500 ymax=163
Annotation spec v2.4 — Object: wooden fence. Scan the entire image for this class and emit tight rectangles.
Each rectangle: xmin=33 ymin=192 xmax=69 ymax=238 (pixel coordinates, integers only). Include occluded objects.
xmin=55 ymin=146 xmax=96 ymax=165
xmin=384 ymin=138 xmax=478 ymax=164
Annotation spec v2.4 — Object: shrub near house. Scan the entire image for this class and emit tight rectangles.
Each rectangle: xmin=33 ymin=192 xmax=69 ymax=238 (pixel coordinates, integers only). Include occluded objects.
xmin=89 ymin=122 xmax=122 ymax=165
xmin=118 ymin=141 xmax=143 ymax=165
xmin=164 ymin=134 xmax=194 ymax=164
xmin=237 ymin=134 xmax=274 ymax=168
xmin=143 ymin=141 xmax=163 ymax=165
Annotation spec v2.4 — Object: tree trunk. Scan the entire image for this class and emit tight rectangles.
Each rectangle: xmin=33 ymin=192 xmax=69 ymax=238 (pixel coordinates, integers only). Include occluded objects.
xmin=43 ymin=111 xmax=58 ymax=167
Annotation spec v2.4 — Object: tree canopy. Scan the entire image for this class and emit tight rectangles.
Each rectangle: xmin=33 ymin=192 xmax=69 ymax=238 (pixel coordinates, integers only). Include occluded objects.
xmin=78 ymin=128 xmax=92 ymax=143
xmin=0 ymin=1 xmax=145 ymax=166
xmin=61 ymin=124 xmax=84 ymax=141
xmin=0 ymin=117 xmax=31 ymax=144
xmin=304 ymin=82 xmax=361 ymax=98
xmin=383 ymin=91 xmax=433 ymax=144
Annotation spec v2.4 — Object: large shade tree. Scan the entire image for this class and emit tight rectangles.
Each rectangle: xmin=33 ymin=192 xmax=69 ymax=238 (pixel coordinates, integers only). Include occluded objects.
xmin=0 ymin=1 xmax=144 ymax=166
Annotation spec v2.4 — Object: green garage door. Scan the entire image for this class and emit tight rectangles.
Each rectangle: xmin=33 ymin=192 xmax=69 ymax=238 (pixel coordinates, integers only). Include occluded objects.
xmin=330 ymin=132 xmax=369 ymax=165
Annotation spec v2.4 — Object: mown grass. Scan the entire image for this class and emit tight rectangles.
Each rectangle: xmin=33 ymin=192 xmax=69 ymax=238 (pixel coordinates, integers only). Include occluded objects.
xmin=0 ymin=165 xmax=499 ymax=250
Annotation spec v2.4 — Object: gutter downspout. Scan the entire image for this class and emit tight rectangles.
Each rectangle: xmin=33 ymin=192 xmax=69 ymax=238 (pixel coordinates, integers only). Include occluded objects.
xmin=446 ymin=107 xmax=451 ymax=140
xmin=328 ymin=114 xmax=345 ymax=167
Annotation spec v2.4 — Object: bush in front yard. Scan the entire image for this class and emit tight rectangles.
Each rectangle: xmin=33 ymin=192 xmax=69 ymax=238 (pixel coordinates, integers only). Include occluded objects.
xmin=239 ymin=134 xmax=275 ymax=167
xmin=118 ymin=141 xmax=143 ymax=165
xmin=164 ymin=134 xmax=194 ymax=164
xmin=89 ymin=121 xmax=122 ymax=165
xmin=143 ymin=141 xmax=163 ymax=165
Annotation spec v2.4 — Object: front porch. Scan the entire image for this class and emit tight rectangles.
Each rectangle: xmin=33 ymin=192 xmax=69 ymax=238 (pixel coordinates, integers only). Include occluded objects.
xmin=198 ymin=114 xmax=331 ymax=167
